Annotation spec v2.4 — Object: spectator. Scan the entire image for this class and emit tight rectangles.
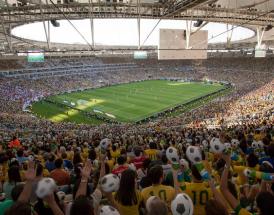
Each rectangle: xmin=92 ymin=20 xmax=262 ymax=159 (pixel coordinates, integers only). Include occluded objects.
xmin=112 ymin=156 xmax=128 ymax=176
xmin=61 ymin=152 xmax=73 ymax=170
xmin=45 ymin=154 xmax=56 ymax=172
xmin=50 ymin=158 xmax=70 ymax=186
xmin=141 ymin=165 xmax=175 ymax=206
xmin=3 ymin=166 xmax=22 ymax=199
xmin=16 ymin=149 xmax=28 ymax=165
xmin=131 ymin=148 xmax=146 ymax=170
xmin=106 ymin=169 xmax=142 ymax=215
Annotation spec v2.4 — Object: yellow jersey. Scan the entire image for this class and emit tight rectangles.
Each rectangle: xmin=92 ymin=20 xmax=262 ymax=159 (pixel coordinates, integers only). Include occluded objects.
xmin=110 ymin=150 xmax=121 ymax=162
xmin=235 ymin=205 xmax=252 ymax=215
xmin=211 ymin=170 xmax=221 ymax=184
xmin=207 ymin=152 xmax=215 ymax=163
xmin=141 ymin=184 xmax=175 ymax=205
xmin=106 ymin=159 xmax=115 ymax=171
xmin=144 ymin=149 xmax=159 ymax=161
xmin=83 ymin=147 xmax=89 ymax=154
xmin=253 ymin=134 xmax=262 ymax=141
xmin=113 ymin=191 xmax=142 ymax=215
xmin=43 ymin=169 xmax=50 ymax=177
xmin=0 ymin=163 xmax=7 ymax=182
xmin=81 ymin=152 xmax=89 ymax=162
xmin=20 ymin=170 xmax=26 ymax=181
xmin=37 ymin=155 xmax=44 ymax=163
xmin=238 ymin=209 xmax=252 ymax=215
xmin=184 ymin=182 xmax=213 ymax=215
xmin=67 ymin=151 xmax=74 ymax=161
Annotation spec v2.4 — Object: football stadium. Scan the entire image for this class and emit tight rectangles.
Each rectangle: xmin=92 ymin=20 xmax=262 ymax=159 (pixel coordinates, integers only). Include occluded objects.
xmin=0 ymin=0 xmax=274 ymax=215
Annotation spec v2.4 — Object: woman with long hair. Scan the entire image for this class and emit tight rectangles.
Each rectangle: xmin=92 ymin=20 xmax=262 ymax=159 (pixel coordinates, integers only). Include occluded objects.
xmin=106 ymin=169 xmax=142 ymax=215
xmin=3 ymin=165 xmax=22 ymax=199
xmin=73 ymin=152 xmax=83 ymax=166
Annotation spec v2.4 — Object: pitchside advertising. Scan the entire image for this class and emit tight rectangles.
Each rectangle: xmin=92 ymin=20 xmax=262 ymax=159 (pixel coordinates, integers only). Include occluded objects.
xmin=27 ymin=51 xmax=45 ymax=62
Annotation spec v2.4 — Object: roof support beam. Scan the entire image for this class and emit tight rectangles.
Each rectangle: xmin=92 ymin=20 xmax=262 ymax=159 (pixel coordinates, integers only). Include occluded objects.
xmin=185 ymin=20 xmax=192 ymax=49
xmin=256 ymin=27 xmax=265 ymax=47
xmin=88 ymin=0 xmax=95 ymax=49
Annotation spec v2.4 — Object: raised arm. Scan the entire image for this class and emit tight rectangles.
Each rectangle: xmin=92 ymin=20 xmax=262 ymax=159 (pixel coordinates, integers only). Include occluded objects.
xmin=75 ymin=160 xmax=92 ymax=199
xmin=44 ymin=193 xmax=64 ymax=215
xmin=172 ymin=168 xmax=180 ymax=195
xmin=220 ymin=154 xmax=239 ymax=210
xmin=98 ymin=153 xmax=106 ymax=186
xmin=260 ymin=180 xmax=268 ymax=192
xmin=75 ymin=154 xmax=106 ymax=199
xmin=208 ymin=178 xmax=227 ymax=210
xmin=18 ymin=161 xmax=36 ymax=203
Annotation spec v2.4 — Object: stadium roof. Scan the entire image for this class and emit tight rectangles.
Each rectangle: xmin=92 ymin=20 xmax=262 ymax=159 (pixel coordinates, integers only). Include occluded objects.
xmin=0 ymin=0 xmax=274 ymax=53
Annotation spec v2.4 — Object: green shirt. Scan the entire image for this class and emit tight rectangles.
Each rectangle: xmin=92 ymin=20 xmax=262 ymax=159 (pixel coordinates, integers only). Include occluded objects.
xmin=0 ymin=200 xmax=14 ymax=215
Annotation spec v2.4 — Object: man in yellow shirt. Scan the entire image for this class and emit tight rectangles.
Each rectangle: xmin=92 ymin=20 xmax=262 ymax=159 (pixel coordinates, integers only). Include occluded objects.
xmin=144 ymin=142 xmax=159 ymax=161
xmin=233 ymin=153 xmax=260 ymax=185
xmin=183 ymin=165 xmax=213 ymax=215
xmin=141 ymin=165 xmax=175 ymax=207
xmin=0 ymin=152 xmax=8 ymax=185
xmin=110 ymin=145 xmax=121 ymax=162
xmin=253 ymin=130 xmax=263 ymax=141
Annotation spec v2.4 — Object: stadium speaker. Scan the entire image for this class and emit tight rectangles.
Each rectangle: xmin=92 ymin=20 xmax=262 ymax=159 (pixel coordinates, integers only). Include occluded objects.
xmin=50 ymin=20 xmax=60 ymax=27
xmin=17 ymin=0 xmax=28 ymax=6
xmin=193 ymin=20 xmax=203 ymax=28
xmin=183 ymin=30 xmax=186 ymax=40
xmin=263 ymin=24 xmax=273 ymax=31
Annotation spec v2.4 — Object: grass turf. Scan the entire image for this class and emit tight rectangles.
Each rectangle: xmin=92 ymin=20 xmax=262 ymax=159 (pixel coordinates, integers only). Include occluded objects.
xmin=31 ymin=80 xmax=226 ymax=125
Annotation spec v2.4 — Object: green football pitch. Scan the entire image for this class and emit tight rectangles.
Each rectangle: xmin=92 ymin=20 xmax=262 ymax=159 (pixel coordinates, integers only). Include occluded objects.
xmin=31 ymin=80 xmax=226 ymax=125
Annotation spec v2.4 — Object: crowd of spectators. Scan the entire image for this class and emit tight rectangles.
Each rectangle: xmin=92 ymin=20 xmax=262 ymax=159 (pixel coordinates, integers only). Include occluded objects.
xmin=0 ymin=56 xmax=273 ymax=215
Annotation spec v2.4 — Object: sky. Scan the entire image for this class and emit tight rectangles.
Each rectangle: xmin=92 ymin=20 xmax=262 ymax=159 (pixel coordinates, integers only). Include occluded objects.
xmin=12 ymin=19 xmax=255 ymax=46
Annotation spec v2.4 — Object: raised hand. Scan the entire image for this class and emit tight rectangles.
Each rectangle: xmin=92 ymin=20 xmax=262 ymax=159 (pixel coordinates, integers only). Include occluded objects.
xmin=208 ymin=178 xmax=215 ymax=189
xmin=43 ymin=192 xmax=56 ymax=205
xmin=221 ymin=153 xmax=231 ymax=165
xmin=80 ymin=160 xmax=92 ymax=179
xmin=24 ymin=161 xmax=36 ymax=181
xmin=99 ymin=153 xmax=107 ymax=162
xmin=44 ymin=193 xmax=64 ymax=215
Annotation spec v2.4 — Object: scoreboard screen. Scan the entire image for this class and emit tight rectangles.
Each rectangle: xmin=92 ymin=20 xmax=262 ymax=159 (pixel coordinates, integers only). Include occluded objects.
xmin=27 ymin=51 xmax=44 ymax=62
xmin=134 ymin=51 xmax=148 ymax=59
